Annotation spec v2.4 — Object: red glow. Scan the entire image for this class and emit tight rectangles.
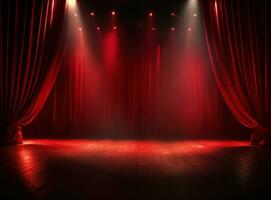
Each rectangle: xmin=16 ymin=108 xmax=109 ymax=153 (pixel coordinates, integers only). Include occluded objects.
xmin=90 ymin=12 xmax=95 ymax=16
xmin=104 ymin=31 xmax=119 ymax=72
xmin=149 ymin=12 xmax=153 ymax=17
xmin=18 ymin=147 xmax=43 ymax=191
xmin=113 ymin=26 xmax=117 ymax=30
xmin=34 ymin=1 xmax=226 ymax=136
xmin=78 ymin=27 xmax=82 ymax=31
xmin=22 ymin=139 xmax=249 ymax=175
xmin=112 ymin=11 xmax=116 ymax=16
xmin=215 ymin=1 xmax=218 ymax=16
xmin=50 ymin=0 xmax=55 ymax=26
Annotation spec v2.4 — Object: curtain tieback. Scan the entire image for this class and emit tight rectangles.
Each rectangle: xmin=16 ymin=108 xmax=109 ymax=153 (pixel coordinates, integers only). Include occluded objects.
xmin=250 ymin=125 xmax=271 ymax=146
xmin=0 ymin=123 xmax=23 ymax=144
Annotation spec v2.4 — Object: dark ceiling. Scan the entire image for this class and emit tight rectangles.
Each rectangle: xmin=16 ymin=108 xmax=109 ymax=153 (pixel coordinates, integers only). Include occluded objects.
xmin=76 ymin=0 xmax=192 ymax=33
xmin=77 ymin=0 xmax=186 ymax=6
xmin=77 ymin=0 xmax=188 ymax=20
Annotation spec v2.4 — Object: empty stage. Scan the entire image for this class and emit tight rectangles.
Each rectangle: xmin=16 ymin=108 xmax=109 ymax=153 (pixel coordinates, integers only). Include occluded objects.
xmin=1 ymin=139 xmax=270 ymax=199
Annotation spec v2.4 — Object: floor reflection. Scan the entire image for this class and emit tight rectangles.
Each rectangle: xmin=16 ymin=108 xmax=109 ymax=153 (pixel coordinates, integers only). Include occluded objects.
xmin=2 ymin=139 xmax=271 ymax=199
xmin=17 ymin=146 xmax=45 ymax=192
xmin=21 ymin=139 xmax=249 ymax=175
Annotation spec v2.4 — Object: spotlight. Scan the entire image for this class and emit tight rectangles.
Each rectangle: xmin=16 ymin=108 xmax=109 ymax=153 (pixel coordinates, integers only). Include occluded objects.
xmin=149 ymin=12 xmax=153 ymax=17
xmin=96 ymin=26 xmax=100 ymax=30
xmin=74 ymin=13 xmax=78 ymax=17
xmin=171 ymin=27 xmax=175 ymax=31
xmin=152 ymin=27 xmax=156 ymax=31
xmin=90 ymin=12 xmax=95 ymax=16
xmin=78 ymin=27 xmax=82 ymax=31
xmin=188 ymin=27 xmax=192 ymax=31
xmin=67 ymin=0 xmax=76 ymax=8
xmin=112 ymin=11 xmax=116 ymax=16
xmin=171 ymin=12 xmax=175 ymax=16
xmin=113 ymin=26 xmax=117 ymax=30
xmin=193 ymin=13 xmax=197 ymax=17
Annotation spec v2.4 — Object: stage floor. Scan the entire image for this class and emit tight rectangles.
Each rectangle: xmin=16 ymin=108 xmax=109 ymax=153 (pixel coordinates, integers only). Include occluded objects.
xmin=1 ymin=139 xmax=271 ymax=199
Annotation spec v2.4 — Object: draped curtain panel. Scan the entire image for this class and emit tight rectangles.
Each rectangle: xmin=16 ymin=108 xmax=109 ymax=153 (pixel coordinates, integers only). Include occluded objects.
xmin=201 ymin=0 xmax=271 ymax=145
xmin=0 ymin=0 xmax=66 ymax=144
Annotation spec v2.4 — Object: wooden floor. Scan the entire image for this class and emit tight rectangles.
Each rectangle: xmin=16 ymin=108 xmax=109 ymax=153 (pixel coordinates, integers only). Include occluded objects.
xmin=1 ymin=139 xmax=271 ymax=199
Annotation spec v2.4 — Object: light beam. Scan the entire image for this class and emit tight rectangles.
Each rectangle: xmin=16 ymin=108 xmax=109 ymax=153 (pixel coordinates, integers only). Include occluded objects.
xmin=67 ymin=0 xmax=76 ymax=8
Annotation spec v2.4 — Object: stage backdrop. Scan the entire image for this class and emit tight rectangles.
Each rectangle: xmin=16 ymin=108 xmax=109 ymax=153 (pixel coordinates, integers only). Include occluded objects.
xmin=26 ymin=2 xmax=245 ymax=139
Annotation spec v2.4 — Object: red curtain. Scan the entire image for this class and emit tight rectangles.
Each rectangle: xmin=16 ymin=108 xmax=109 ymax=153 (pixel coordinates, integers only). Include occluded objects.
xmin=0 ymin=0 xmax=66 ymax=144
xmin=27 ymin=6 xmax=235 ymax=139
xmin=201 ymin=0 xmax=271 ymax=144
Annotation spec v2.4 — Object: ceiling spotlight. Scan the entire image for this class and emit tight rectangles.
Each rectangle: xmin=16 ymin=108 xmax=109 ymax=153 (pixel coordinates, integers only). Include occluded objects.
xmin=193 ymin=13 xmax=197 ymax=17
xmin=112 ymin=11 xmax=116 ymax=16
xmin=67 ymin=0 xmax=76 ymax=8
xmin=78 ymin=27 xmax=82 ymax=31
xmin=74 ymin=13 xmax=78 ymax=17
xmin=96 ymin=26 xmax=100 ymax=30
xmin=113 ymin=26 xmax=117 ymax=30
xmin=152 ymin=27 xmax=156 ymax=31
xmin=171 ymin=27 xmax=175 ymax=31
xmin=149 ymin=12 xmax=153 ymax=17
xmin=171 ymin=12 xmax=175 ymax=16
xmin=188 ymin=27 xmax=192 ymax=31
xmin=90 ymin=12 xmax=95 ymax=16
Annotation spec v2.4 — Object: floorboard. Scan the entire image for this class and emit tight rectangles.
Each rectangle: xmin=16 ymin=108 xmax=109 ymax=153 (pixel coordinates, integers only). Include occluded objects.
xmin=1 ymin=139 xmax=270 ymax=199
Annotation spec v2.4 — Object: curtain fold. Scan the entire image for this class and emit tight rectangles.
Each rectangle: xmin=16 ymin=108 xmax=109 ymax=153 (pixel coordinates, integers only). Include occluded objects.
xmin=0 ymin=0 xmax=66 ymax=144
xmin=28 ymin=7 xmax=230 ymax=139
xmin=201 ymin=0 xmax=271 ymax=145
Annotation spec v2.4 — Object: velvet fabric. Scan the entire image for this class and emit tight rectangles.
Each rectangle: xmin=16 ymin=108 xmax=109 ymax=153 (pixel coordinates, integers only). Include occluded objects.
xmin=201 ymin=0 xmax=271 ymax=145
xmin=27 ymin=2 xmax=236 ymax=139
xmin=0 ymin=0 xmax=66 ymax=144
